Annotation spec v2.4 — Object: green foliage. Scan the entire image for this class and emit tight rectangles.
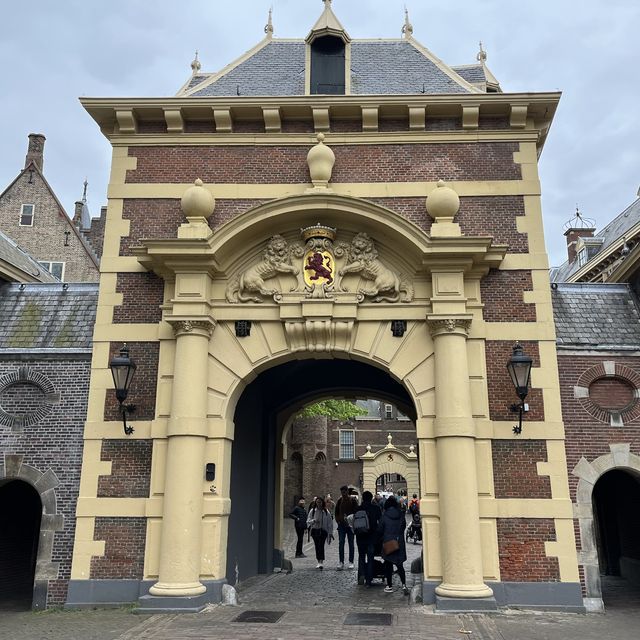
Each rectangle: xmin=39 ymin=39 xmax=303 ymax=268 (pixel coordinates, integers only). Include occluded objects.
xmin=298 ymin=399 xmax=367 ymax=420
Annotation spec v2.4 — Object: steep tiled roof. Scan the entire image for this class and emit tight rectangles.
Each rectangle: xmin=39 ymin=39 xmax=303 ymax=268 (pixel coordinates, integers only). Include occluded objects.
xmin=552 ymin=283 xmax=640 ymax=349
xmin=186 ymin=39 xmax=476 ymax=97
xmin=0 ymin=283 xmax=98 ymax=351
xmin=451 ymin=64 xmax=486 ymax=84
xmin=0 ymin=231 xmax=58 ymax=283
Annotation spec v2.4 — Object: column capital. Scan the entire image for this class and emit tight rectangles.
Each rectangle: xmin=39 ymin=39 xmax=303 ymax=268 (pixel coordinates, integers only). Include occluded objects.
xmin=427 ymin=315 xmax=472 ymax=338
xmin=169 ymin=318 xmax=216 ymax=338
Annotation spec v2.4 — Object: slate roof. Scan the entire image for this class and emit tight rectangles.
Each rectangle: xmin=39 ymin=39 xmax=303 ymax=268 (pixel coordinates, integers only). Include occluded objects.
xmin=551 ymin=197 xmax=640 ymax=282
xmin=0 ymin=231 xmax=58 ymax=283
xmin=0 ymin=283 xmax=98 ymax=351
xmin=186 ymin=40 xmax=476 ymax=97
xmin=451 ymin=64 xmax=487 ymax=84
xmin=552 ymin=283 xmax=640 ymax=350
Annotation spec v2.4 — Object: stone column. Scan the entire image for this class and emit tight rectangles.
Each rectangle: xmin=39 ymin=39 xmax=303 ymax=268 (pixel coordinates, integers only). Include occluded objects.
xmin=149 ymin=319 xmax=214 ymax=598
xmin=428 ymin=316 xmax=493 ymax=600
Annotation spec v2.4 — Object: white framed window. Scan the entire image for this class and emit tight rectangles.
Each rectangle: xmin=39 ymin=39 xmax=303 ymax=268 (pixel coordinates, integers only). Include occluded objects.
xmin=20 ymin=204 xmax=34 ymax=226
xmin=39 ymin=261 xmax=65 ymax=281
xmin=339 ymin=429 xmax=355 ymax=459
xmin=384 ymin=403 xmax=393 ymax=419
xmin=577 ymin=248 xmax=587 ymax=267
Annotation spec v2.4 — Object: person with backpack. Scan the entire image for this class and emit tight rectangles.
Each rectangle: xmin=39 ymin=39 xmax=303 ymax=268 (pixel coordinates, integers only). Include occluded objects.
xmin=353 ymin=490 xmax=382 ymax=587
xmin=334 ymin=485 xmax=358 ymax=570
xmin=289 ymin=498 xmax=308 ymax=558
xmin=378 ymin=495 xmax=409 ymax=594
xmin=408 ymin=493 xmax=420 ymax=515
xmin=306 ymin=496 xmax=334 ymax=570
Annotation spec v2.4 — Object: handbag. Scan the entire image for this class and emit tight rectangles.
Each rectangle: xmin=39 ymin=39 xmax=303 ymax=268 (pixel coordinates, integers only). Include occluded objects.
xmin=383 ymin=538 xmax=400 ymax=554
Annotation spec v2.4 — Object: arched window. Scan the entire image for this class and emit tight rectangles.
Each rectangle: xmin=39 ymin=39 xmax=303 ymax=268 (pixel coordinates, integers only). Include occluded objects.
xmin=310 ymin=36 xmax=345 ymax=95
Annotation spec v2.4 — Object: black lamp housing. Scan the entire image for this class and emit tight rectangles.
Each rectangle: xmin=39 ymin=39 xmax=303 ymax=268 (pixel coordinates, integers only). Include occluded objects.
xmin=506 ymin=343 xmax=533 ymax=434
xmin=109 ymin=344 xmax=137 ymax=435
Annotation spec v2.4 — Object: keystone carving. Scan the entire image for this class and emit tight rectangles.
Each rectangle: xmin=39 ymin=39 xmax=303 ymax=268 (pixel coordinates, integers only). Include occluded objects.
xmin=337 ymin=233 xmax=413 ymax=303
xmin=226 ymin=235 xmax=301 ymax=303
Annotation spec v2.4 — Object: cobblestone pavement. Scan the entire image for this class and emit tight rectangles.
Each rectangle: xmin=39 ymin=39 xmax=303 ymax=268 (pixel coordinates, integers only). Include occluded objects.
xmin=1 ymin=520 xmax=640 ymax=639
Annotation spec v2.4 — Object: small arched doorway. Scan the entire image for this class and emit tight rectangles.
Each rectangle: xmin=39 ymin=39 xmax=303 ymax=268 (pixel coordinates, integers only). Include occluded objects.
xmin=0 ymin=480 xmax=42 ymax=610
xmin=593 ymin=469 xmax=640 ymax=604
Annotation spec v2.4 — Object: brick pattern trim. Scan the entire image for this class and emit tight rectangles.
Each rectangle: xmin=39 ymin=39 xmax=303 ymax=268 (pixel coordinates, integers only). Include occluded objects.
xmin=492 ymin=441 xmax=551 ymax=499
xmin=97 ymin=440 xmax=152 ymax=498
xmin=497 ymin=518 xmax=560 ymax=582
xmin=90 ymin=518 xmax=146 ymax=579
xmin=481 ymin=270 xmax=536 ymax=322
xmin=486 ymin=341 xmax=544 ymax=422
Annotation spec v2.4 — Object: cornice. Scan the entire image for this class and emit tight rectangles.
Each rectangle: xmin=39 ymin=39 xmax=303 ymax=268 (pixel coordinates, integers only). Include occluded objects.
xmin=81 ymin=92 xmax=560 ymax=152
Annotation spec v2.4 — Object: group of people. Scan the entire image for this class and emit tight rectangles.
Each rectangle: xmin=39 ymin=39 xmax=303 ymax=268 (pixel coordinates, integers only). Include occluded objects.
xmin=289 ymin=486 xmax=420 ymax=594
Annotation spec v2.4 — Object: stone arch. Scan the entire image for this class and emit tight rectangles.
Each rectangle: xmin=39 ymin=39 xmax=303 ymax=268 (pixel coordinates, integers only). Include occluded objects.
xmin=0 ymin=454 xmax=64 ymax=609
xmin=572 ymin=443 xmax=640 ymax=611
xmin=361 ymin=440 xmax=419 ymax=499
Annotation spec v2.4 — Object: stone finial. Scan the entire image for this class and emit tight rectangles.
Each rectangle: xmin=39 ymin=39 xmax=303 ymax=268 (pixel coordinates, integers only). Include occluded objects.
xmin=306 ymin=133 xmax=335 ymax=191
xmin=387 ymin=433 xmax=393 ymax=446
xmin=427 ymin=180 xmax=462 ymax=237
xmin=191 ymin=50 xmax=201 ymax=75
xmin=402 ymin=6 xmax=414 ymax=38
xmin=366 ymin=444 xmax=372 ymax=453
xmin=264 ymin=7 xmax=273 ymax=37
xmin=180 ymin=179 xmax=215 ymax=218
xmin=477 ymin=41 xmax=487 ymax=63
xmin=409 ymin=444 xmax=415 ymax=454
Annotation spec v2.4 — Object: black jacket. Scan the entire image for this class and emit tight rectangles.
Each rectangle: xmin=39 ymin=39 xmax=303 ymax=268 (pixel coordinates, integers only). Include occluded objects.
xmin=289 ymin=505 xmax=307 ymax=530
xmin=378 ymin=505 xmax=407 ymax=563
xmin=355 ymin=501 xmax=382 ymax=543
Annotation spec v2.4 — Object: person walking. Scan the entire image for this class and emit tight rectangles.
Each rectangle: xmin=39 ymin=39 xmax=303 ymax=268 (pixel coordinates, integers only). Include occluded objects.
xmin=334 ymin=485 xmax=358 ymax=570
xmin=306 ymin=496 xmax=334 ymax=570
xmin=289 ymin=498 xmax=308 ymax=558
xmin=354 ymin=491 xmax=382 ymax=587
xmin=378 ymin=495 xmax=409 ymax=594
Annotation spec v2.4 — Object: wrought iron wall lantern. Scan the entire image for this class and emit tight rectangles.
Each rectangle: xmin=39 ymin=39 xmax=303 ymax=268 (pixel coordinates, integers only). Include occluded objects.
xmin=506 ymin=342 xmax=532 ymax=435
xmin=109 ymin=343 xmax=137 ymax=435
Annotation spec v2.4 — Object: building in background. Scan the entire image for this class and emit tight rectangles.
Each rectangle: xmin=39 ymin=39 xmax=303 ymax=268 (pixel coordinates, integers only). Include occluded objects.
xmin=0 ymin=134 xmax=103 ymax=282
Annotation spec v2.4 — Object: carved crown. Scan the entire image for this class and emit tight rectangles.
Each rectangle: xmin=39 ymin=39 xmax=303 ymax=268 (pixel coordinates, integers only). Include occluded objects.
xmin=301 ymin=223 xmax=337 ymax=242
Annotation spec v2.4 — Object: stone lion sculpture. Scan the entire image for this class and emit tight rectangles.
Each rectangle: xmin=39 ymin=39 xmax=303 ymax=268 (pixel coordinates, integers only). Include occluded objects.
xmin=338 ymin=233 xmax=413 ymax=303
xmin=226 ymin=235 xmax=299 ymax=303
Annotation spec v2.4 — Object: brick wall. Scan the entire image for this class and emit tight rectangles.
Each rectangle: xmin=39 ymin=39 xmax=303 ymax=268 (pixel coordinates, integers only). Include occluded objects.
xmin=97 ymin=440 xmax=152 ymax=498
xmin=486 ymin=341 xmax=544 ymax=422
xmin=0 ymin=358 xmax=89 ymax=606
xmin=497 ymin=518 xmax=560 ymax=581
xmin=113 ymin=273 xmax=164 ymax=324
xmin=90 ymin=518 xmax=146 ymax=579
xmin=125 ymin=143 xmax=521 ymax=184
xmin=0 ymin=171 xmax=99 ymax=282
xmin=558 ymin=353 xmax=640 ymax=501
xmin=104 ymin=342 xmax=159 ymax=422
xmin=481 ymin=270 xmax=536 ymax=322
xmin=492 ymin=441 xmax=551 ymax=499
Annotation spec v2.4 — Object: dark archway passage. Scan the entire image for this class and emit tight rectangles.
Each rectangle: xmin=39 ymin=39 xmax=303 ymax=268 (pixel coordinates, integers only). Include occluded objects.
xmin=227 ymin=358 xmax=414 ymax=585
xmin=593 ymin=469 xmax=640 ymax=607
xmin=0 ymin=480 xmax=42 ymax=610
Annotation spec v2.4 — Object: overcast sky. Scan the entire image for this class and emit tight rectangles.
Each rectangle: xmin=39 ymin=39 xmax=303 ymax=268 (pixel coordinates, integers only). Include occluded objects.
xmin=1 ymin=0 xmax=638 ymax=268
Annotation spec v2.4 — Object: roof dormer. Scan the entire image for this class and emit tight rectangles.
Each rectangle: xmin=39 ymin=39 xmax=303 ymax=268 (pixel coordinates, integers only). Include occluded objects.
xmin=306 ymin=0 xmax=351 ymax=95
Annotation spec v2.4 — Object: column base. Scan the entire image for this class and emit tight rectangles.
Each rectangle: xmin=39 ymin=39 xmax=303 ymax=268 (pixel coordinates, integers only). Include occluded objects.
xmin=436 ymin=594 xmax=498 ymax=612
xmin=149 ymin=581 xmax=206 ymax=597
xmin=435 ymin=582 xmax=494 ymax=599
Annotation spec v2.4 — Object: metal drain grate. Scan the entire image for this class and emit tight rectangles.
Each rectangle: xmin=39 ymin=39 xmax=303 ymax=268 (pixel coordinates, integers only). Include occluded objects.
xmin=343 ymin=612 xmax=393 ymax=626
xmin=233 ymin=610 xmax=285 ymax=624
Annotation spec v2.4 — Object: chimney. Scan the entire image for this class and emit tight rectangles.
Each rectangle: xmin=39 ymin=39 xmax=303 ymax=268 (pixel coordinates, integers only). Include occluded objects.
xmin=564 ymin=227 xmax=595 ymax=263
xmin=73 ymin=201 xmax=84 ymax=226
xmin=25 ymin=133 xmax=46 ymax=172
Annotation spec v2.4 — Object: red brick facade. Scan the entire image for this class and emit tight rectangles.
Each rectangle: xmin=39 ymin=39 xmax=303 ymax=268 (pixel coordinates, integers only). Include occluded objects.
xmin=492 ymin=441 xmax=551 ymax=499
xmin=97 ymin=440 xmax=153 ymax=498
xmin=481 ymin=270 xmax=536 ymax=323
xmin=90 ymin=518 xmax=146 ymax=579
xmin=497 ymin=519 xmax=560 ymax=582
xmin=113 ymin=272 xmax=164 ymax=324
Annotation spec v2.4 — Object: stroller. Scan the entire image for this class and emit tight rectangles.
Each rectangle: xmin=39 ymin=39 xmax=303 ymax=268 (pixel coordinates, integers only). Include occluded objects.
xmin=405 ymin=511 xmax=422 ymax=544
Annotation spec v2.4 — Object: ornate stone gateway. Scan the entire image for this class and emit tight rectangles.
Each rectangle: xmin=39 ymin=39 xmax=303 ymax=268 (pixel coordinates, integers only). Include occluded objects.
xmin=71 ymin=7 xmax=579 ymax=612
